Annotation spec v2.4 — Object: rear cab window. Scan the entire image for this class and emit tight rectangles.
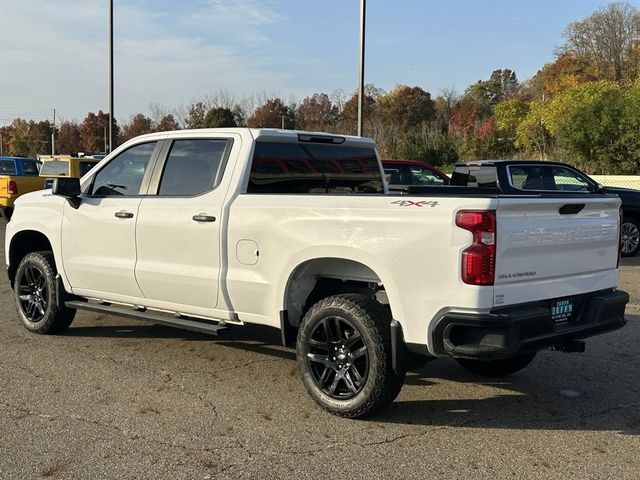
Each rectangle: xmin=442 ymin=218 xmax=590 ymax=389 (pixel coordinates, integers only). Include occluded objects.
xmin=451 ymin=165 xmax=498 ymax=188
xmin=41 ymin=161 xmax=70 ymax=176
xmin=248 ymin=140 xmax=383 ymax=194
xmin=0 ymin=160 xmax=16 ymax=175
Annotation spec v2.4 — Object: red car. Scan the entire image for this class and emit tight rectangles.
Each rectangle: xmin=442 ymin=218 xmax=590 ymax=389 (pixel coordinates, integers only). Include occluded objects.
xmin=382 ymin=159 xmax=449 ymax=191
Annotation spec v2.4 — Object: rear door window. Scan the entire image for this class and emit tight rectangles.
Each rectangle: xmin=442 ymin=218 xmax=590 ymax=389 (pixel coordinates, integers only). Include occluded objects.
xmin=248 ymin=141 xmax=383 ymax=194
xmin=550 ymin=166 xmax=591 ymax=191
xmin=157 ymin=139 xmax=231 ymax=196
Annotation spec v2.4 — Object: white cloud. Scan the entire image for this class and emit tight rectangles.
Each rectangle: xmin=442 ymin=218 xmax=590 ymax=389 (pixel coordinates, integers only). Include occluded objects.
xmin=0 ymin=0 xmax=289 ymax=123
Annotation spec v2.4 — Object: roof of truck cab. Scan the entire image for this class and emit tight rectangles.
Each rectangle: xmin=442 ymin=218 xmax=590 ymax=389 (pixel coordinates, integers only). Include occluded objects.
xmin=454 ymin=159 xmax=576 ymax=168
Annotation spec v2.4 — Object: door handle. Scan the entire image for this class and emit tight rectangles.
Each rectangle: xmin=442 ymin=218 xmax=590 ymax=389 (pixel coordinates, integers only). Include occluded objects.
xmin=115 ymin=211 xmax=134 ymax=219
xmin=192 ymin=214 xmax=216 ymax=223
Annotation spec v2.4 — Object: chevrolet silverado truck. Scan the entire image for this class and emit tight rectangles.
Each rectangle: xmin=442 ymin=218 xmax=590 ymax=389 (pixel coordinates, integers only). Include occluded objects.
xmin=449 ymin=160 xmax=640 ymax=257
xmin=5 ymin=129 xmax=629 ymax=417
xmin=0 ymin=156 xmax=43 ymax=220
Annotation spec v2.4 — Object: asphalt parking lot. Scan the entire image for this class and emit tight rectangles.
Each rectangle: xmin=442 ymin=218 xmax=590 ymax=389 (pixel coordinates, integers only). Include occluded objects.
xmin=0 ymin=221 xmax=639 ymax=480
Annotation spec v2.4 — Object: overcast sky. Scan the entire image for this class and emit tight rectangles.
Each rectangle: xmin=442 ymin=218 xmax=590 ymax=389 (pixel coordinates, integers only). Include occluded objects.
xmin=0 ymin=0 xmax=621 ymax=125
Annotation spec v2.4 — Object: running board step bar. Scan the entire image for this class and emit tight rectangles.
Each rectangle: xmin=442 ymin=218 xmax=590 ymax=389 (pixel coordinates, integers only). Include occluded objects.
xmin=65 ymin=301 xmax=228 ymax=336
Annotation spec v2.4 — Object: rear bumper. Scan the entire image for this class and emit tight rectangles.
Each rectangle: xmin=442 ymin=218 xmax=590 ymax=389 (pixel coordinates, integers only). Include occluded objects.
xmin=431 ymin=289 xmax=629 ymax=360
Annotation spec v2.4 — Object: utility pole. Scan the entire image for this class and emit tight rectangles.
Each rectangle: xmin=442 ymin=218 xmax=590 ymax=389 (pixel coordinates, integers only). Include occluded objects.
xmin=0 ymin=132 xmax=3 ymax=156
xmin=281 ymin=114 xmax=285 ymax=129
xmin=357 ymin=0 xmax=366 ymax=137
xmin=108 ymin=0 xmax=114 ymax=153
xmin=51 ymin=108 xmax=56 ymax=155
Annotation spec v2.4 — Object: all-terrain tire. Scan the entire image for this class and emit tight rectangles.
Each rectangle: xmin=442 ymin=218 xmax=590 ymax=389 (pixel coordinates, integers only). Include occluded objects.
xmin=456 ymin=352 xmax=537 ymax=378
xmin=296 ymin=294 xmax=405 ymax=418
xmin=14 ymin=251 xmax=76 ymax=334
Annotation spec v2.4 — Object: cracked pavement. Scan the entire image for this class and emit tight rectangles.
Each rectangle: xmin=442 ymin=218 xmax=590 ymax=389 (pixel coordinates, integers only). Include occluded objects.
xmin=0 ymin=222 xmax=639 ymax=479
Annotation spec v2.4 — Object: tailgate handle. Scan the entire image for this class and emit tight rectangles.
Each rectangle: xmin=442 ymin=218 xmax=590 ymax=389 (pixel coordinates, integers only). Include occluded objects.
xmin=559 ymin=204 xmax=585 ymax=215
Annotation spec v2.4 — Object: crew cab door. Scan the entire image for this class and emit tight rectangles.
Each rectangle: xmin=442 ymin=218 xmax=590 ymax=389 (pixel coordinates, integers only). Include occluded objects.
xmin=134 ymin=136 xmax=236 ymax=314
xmin=61 ymin=141 xmax=160 ymax=298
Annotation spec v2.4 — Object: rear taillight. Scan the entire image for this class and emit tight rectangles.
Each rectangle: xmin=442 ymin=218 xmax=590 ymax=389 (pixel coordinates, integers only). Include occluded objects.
xmin=617 ymin=207 xmax=623 ymax=268
xmin=7 ymin=180 xmax=18 ymax=195
xmin=456 ymin=210 xmax=496 ymax=286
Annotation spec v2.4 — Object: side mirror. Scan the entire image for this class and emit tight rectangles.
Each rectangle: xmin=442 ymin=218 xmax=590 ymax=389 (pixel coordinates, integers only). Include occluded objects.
xmin=52 ymin=177 xmax=81 ymax=208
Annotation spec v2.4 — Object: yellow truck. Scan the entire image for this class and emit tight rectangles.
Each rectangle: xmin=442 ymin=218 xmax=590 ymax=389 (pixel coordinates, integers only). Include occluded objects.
xmin=39 ymin=156 xmax=100 ymax=189
xmin=0 ymin=156 xmax=44 ymax=220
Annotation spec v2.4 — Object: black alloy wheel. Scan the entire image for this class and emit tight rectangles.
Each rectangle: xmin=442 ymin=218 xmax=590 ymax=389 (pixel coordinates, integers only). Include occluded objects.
xmin=17 ymin=265 xmax=49 ymax=323
xmin=306 ymin=315 xmax=369 ymax=399
xmin=297 ymin=294 xmax=405 ymax=418
xmin=13 ymin=251 xmax=76 ymax=334
xmin=621 ymin=218 xmax=640 ymax=257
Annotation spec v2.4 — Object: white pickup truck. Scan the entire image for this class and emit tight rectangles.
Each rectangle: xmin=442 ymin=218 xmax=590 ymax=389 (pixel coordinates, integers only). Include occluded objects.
xmin=5 ymin=128 xmax=629 ymax=417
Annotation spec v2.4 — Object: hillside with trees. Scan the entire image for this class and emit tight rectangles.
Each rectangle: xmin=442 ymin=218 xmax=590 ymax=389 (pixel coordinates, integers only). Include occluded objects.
xmin=2 ymin=2 xmax=640 ymax=174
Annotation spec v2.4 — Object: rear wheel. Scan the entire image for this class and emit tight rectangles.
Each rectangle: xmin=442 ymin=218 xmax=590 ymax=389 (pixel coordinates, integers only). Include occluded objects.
xmin=456 ymin=352 xmax=537 ymax=377
xmin=621 ymin=217 xmax=640 ymax=257
xmin=14 ymin=251 xmax=76 ymax=334
xmin=296 ymin=294 xmax=405 ymax=418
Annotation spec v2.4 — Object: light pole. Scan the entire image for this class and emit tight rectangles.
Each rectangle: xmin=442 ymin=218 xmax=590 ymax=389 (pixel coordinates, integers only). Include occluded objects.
xmin=357 ymin=0 xmax=366 ymax=137
xmin=51 ymin=108 xmax=56 ymax=155
xmin=108 ymin=0 xmax=114 ymax=153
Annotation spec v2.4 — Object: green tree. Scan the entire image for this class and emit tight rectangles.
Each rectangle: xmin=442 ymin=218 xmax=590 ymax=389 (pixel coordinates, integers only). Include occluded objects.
xmin=465 ymin=69 xmax=519 ymax=109
xmin=203 ymin=107 xmax=237 ymax=128
xmin=378 ymin=85 xmax=435 ymax=130
xmin=185 ymin=101 xmax=207 ymax=129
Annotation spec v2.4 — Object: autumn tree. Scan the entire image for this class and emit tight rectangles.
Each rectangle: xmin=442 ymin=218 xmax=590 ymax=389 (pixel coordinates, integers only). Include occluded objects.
xmin=246 ymin=98 xmax=295 ymax=129
xmin=79 ymin=111 xmax=118 ymax=153
xmin=560 ymin=1 xmax=640 ymax=82
xmin=120 ymin=114 xmax=153 ymax=143
xmin=7 ymin=119 xmax=51 ymax=157
xmin=338 ymin=93 xmax=377 ymax=135
xmin=203 ymin=107 xmax=237 ymax=128
xmin=154 ymin=114 xmax=180 ymax=132
xmin=296 ymin=93 xmax=338 ymax=131
xmin=56 ymin=121 xmax=82 ymax=154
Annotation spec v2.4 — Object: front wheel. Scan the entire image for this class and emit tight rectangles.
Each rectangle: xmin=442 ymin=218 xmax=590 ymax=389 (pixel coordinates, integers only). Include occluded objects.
xmin=14 ymin=251 xmax=76 ymax=334
xmin=621 ymin=217 xmax=640 ymax=257
xmin=456 ymin=352 xmax=537 ymax=378
xmin=296 ymin=294 xmax=405 ymax=418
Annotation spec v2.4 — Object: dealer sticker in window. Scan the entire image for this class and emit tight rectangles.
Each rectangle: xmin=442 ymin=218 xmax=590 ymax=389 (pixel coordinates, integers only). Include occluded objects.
xmin=551 ymin=299 xmax=574 ymax=324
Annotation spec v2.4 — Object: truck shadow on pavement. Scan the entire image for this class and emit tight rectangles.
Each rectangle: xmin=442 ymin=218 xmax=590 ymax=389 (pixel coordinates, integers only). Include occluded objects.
xmin=64 ymin=320 xmax=639 ymax=435
xmin=375 ymin=356 xmax=640 ymax=435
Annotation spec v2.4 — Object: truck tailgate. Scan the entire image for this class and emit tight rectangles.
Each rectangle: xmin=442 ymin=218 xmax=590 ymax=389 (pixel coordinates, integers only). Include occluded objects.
xmin=494 ymin=196 xmax=621 ymax=307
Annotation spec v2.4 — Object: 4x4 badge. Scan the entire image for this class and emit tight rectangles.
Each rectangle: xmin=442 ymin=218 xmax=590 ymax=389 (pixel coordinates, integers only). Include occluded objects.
xmin=391 ymin=200 xmax=439 ymax=208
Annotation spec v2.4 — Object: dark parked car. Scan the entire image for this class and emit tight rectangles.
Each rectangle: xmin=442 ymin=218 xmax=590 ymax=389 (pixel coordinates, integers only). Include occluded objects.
xmin=382 ymin=159 xmax=449 ymax=192
xmin=449 ymin=160 xmax=640 ymax=257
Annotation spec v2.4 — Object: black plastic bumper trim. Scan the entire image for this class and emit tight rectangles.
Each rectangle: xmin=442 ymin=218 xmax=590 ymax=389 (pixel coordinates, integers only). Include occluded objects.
xmin=432 ymin=289 xmax=629 ymax=360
